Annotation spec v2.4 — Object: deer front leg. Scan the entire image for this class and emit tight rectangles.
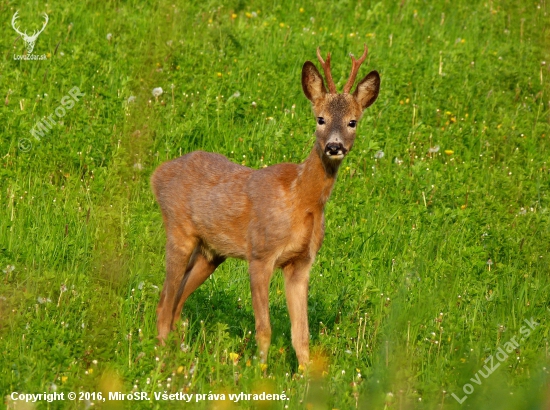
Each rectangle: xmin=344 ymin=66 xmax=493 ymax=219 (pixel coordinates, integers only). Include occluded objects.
xmin=249 ymin=259 xmax=275 ymax=363
xmin=283 ymin=258 xmax=313 ymax=367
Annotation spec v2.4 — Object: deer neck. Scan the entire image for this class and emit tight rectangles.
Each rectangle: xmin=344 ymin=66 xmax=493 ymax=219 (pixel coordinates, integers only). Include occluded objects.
xmin=295 ymin=142 xmax=341 ymax=209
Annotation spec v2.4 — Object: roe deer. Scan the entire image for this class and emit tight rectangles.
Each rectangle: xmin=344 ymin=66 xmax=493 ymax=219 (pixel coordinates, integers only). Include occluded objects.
xmin=151 ymin=45 xmax=380 ymax=366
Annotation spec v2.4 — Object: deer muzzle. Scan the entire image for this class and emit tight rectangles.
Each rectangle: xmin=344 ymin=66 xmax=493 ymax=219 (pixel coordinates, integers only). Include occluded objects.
xmin=324 ymin=142 xmax=347 ymax=160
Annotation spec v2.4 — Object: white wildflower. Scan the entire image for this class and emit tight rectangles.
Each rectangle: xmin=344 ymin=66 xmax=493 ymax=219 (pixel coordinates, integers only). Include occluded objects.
xmin=374 ymin=150 xmax=385 ymax=159
xmin=152 ymin=87 xmax=163 ymax=98
xmin=3 ymin=265 xmax=15 ymax=274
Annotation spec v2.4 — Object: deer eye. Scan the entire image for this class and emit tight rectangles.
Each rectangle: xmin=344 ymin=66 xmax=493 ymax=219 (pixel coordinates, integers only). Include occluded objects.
xmin=317 ymin=117 xmax=325 ymax=125
xmin=348 ymin=120 xmax=357 ymax=128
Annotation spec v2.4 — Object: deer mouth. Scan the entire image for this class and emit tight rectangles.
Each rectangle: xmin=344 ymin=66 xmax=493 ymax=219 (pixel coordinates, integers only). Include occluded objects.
xmin=324 ymin=142 xmax=347 ymax=160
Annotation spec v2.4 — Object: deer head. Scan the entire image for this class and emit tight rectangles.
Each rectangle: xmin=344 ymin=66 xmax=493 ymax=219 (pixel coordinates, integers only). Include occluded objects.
xmin=302 ymin=44 xmax=380 ymax=163
xmin=12 ymin=11 xmax=49 ymax=54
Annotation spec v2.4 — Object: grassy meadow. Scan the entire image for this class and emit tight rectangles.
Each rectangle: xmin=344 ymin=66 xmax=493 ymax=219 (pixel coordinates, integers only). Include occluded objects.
xmin=1 ymin=0 xmax=550 ymax=408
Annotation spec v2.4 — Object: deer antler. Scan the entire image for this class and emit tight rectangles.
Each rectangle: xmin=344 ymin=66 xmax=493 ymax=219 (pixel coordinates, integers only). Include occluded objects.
xmin=28 ymin=13 xmax=48 ymax=41
xmin=316 ymin=47 xmax=337 ymax=94
xmin=11 ymin=11 xmax=27 ymax=38
xmin=342 ymin=44 xmax=368 ymax=94
xmin=37 ymin=14 xmax=48 ymax=37
xmin=11 ymin=12 xmax=48 ymax=41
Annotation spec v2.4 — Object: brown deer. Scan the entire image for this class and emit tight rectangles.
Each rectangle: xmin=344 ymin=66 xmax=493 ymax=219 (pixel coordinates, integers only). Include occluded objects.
xmin=151 ymin=45 xmax=380 ymax=367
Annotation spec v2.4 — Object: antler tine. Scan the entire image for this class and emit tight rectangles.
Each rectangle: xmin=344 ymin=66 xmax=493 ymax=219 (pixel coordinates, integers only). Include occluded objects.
xmin=12 ymin=10 xmax=19 ymax=25
xmin=342 ymin=44 xmax=369 ymax=94
xmin=11 ymin=11 xmax=26 ymax=36
xmin=35 ymin=13 xmax=49 ymax=37
xmin=23 ymin=13 xmax=48 ymax=40
xmin=316 ymin=47 xmax=337 ymax=94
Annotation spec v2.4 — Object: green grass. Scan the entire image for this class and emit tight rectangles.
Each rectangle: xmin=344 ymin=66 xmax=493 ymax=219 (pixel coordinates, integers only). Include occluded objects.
xmin=1 ymin=0 xmax=549 ymax=408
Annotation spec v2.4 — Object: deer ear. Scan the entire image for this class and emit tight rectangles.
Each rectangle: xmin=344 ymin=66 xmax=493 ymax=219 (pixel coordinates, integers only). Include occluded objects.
xmin=302 ymin=61 xmax=327 ymax=103
xmin=353 ymin=70 xmax=380 ymax=110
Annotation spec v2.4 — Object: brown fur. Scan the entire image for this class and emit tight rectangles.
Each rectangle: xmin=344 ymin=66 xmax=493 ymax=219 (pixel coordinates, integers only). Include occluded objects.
xmin=151 ymin=47 xmax=380 ymax=366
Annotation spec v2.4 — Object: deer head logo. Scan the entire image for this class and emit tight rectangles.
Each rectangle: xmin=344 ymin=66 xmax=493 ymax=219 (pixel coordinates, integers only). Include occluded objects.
xmin=11 ymin=11 xmax=49 ymax=54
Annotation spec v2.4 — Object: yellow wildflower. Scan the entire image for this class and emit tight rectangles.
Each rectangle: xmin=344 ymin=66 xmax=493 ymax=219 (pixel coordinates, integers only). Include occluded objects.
xmin=229 ymin=352 xmax=239 ymax=364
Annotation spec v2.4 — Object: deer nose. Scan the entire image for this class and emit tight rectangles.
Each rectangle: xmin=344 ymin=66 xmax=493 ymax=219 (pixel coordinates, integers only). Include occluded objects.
xmin=324 ymin=142 xmax=346 ymax=156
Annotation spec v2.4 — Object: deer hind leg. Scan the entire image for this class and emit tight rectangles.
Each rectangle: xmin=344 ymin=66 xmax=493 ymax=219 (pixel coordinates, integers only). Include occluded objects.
xmin=283 ymin=258 xmax=313 ymax=367
xmin=249 ymin=259 xmax=275 ymax=363
xmin=157 ymin=235 xmax=196 ymax=342
xmin=172 ymin=248 xmax=225 ymax=326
